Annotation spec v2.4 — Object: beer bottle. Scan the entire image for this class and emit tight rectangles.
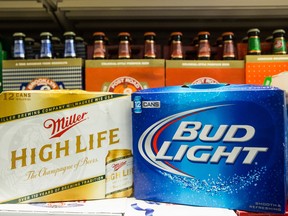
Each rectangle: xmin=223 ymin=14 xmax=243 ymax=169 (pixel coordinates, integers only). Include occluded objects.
xmin=170 ymin=32 xmax=183 ymax=60
xmin=24 ymin=37 xmax=35 ymax=59
xmin=93 ymin=32 xmax=106 ymax=59
xmin=247 ymin=28 xmax=261 ymax=55
xmin=197 ymin=31 xmax=211 ymax=60
xmin=118 ymin=32 xmax=131 ymax=59
xmin=63 ymin=31 xmax=76 ymax=58
xmin=222 ymin=32 xmax=236 ymax=60
xmin=272 ymin=29 xmax=287 ymax=55
xmin=13 ymin=32 xmax=26 ymax=59
xmin=52 ymin=36 xmax=62 ymax=59
xmin=144 ymin=32 xmax=156 ymax=59
xmin=40 ymin=32 xmax=53 ymax=59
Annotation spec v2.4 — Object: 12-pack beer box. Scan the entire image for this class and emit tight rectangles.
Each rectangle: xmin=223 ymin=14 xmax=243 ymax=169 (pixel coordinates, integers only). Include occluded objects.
xmin=131 ymin=84 xmax=287 ymax=213
xmin=0 ymin=90 xmax=133 ymax=203
xmin=2 ymin=58 xmax=83 ymax=91
xmin=165 ymin=60 xmax=245 ymax=86
xmin=85 ymin=59 xmax=165 ymax=94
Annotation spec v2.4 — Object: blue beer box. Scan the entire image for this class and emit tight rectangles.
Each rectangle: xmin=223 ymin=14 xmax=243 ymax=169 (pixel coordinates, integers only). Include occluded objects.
xmin=131 ymin=84 xmax=287 ymax=213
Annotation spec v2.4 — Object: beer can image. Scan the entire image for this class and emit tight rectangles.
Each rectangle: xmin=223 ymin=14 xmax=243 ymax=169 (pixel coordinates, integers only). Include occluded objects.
xmin=132 ymin=84 xmax=287 ymax=213
xmin=105 ymin=149 xmax=133 ymax=198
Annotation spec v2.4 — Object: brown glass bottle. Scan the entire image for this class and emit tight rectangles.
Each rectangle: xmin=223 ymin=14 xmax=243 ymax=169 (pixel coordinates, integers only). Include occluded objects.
xmin=222 ymin=32 xmax=236 ymax=60
xmin=144 ymin=32 xmax=156 ymax=59
xmin=170 ymin=32 xmax=183 ymax=60
xmin=93 ymin=32 xmax=106 ymax=59
xmin=118 ymin=32 xmax=131 ymax=59
xmin=197 ymin=31 xmax=211 ymax=60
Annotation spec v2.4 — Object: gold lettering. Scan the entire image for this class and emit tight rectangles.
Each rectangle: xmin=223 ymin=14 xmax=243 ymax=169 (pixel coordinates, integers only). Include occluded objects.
xmin=97 ymin=131 xmax=107 ymax=148
xmin=89 ymin=134 xmax=94 ymax=150
xmin=11 ymin=148 xmax=27 ymax=169
xmin=31 ymin=148 xmax=36 ymax=165
xmin=109 ymin=128 xmax=120 ymax=145
xmin=76 ymin=135 xmax=86 ymax=153
xmin=56 ymin=140 xmax=69 ymax=158
xmin=39 ymin=144 xmax=52 ymax=162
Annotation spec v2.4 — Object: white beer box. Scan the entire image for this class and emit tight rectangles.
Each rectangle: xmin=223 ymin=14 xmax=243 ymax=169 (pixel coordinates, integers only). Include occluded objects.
xmin=0 ymin=90 xmax=133 ymax=203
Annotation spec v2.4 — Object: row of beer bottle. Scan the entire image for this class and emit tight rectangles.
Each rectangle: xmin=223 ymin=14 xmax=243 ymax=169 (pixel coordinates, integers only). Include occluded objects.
xmin=12 ymin=31 xmax=85 ymax=59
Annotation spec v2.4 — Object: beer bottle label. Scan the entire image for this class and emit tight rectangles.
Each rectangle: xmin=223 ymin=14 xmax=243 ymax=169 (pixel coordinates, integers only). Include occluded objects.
xmin=64 ymin=39 xmax=76 ymax=58
xmin=118 ymin=41 xmax=131 ymax=59
xmin=14 ymin=40 xmax=25 ymax=59
xmin=93 ymin=40 xmax=105 ymax=59
xmin=198 ymin=39 xmax=211 ymax=58
xmin=40 ymin=39 xmax=52 ymax=58
xmin=223 ymin=40 xmax=235 ymax=59
xmin=170 ymin=41 xmax=183 ymax=59
xmin=273 ymin=37 xmax=287 ymax=54
xmin=144 ymin=40 xmax=156 ymax=59
xmin=248 ymin=36 xmax=261 ymax=54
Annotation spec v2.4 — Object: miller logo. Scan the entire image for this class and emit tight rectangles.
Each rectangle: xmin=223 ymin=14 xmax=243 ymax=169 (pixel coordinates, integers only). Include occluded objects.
xmin=112 ymin=161 xmax=127 ymax=171
xmin=44 ymin=112 xmax=88 ymax=139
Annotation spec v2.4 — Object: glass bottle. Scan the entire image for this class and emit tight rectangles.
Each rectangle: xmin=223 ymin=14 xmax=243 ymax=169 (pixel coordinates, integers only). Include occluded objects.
xmin=13 ymin=32 xmax=26 ymax=59
xmin=118 ymin=32 xmax=131 ymax=59
xmin=24 ymin=37 xmax=35 ymax=59
xmin=40 ymin=32 xmax=53 ymax=59
xmin=247 ymin=28 xmax=261 ymax=55
xmin=272 ymin=29 xmax=287 ymax=55
xmin=93 ymin=32 xmax=106 ymax=59
xmin=222 ymin=32 xmax=236 ymax=60
xmin=144 ymin=32 xmax=157 ymax=59
xmin=63 ymin=31 xmax=76 ymax=58
xmin=170 ymin=32 xmax=183 ymax=60
xmin=197 ymin=31 xmax=211 ymax=60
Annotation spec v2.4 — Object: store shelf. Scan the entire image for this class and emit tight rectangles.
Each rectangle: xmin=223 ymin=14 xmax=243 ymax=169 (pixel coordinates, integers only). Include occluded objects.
xmin=1 ymin=0 xmax=288 ymax=45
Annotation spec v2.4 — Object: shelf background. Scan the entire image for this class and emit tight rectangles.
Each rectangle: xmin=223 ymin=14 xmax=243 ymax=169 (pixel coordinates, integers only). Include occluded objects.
xmin=1 ymin=0 xmax=288 ymax=47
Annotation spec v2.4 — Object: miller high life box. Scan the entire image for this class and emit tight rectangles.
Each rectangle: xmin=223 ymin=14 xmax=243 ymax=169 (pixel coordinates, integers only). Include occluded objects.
xmin=2 ymin=58 xmax=83 ymax=91
xmin=131 ymin=84 xmax=287 ymax=213
xmin=85 ymin=59 xmax=165 ymax=94
xmin=165 ymin=60 xmax=245 ymax=86
xmin=0 ymin=90 xmax=132 ymax=203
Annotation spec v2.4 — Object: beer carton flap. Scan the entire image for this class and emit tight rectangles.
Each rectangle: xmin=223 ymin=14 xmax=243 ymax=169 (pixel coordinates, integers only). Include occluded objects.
xmin=166 ymin=60 xmax=244 ymax=68
xmin=245 ymin=55 xmax=288 ymax=63
xmin=132 ymin=84 xmax=284 ymax=94
xmin=0 ymin=90 xmax=128 ymax=118
xmin=86 ymin=59 xmax=165 ymax=68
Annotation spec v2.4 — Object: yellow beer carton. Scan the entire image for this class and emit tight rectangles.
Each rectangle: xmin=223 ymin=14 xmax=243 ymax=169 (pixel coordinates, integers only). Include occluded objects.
xmin=0 ymin=90 xmax=132 ymax=203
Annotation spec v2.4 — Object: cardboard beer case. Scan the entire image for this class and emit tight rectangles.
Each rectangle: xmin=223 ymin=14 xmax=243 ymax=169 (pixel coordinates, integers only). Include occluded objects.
xmin=0 ymin=90 xmax=132 ymax=203
xmin=246 ymin=55 xmax=288 ymax=85
xmin=131 ymin=84 xmax=287 ymax=213
xmin=2 ymin=58 xmax=83 ymax=91
xmin=85 ymin=59 xmax=165 ymax=94
xmin=165 ymin=60 xmax=245 ymax=86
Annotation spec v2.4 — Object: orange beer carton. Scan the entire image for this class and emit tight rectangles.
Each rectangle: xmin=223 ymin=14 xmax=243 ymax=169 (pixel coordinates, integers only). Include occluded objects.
xmin=85 ymin=59 xmax=165 ymax=93
xmin=165 ymin=60 xmax=245 ymax=86
xmin=245 ymin=55 xmax=288 ymax=85
xmin=0 ymin=90 xmax=133 ymax=203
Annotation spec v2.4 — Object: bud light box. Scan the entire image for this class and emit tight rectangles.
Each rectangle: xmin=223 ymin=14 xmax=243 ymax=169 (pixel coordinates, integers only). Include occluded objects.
xmin=131 ymin=84 xmax=287 ymax=213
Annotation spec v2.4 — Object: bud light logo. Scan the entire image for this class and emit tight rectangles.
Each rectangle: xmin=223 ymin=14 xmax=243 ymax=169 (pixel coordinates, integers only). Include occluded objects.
xmin=138 ymin=104 xmax=268 ymax=178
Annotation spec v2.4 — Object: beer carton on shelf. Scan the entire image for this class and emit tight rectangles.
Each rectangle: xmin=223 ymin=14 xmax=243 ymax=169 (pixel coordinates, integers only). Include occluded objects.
xmin=85 ymin=59 xmax=165 ymax=93
xmin=2 ymin=58 xmax=83 ymax=91
xmin=131 ymin=84 xmax=287 ymax=213
xmin=245 ymin=55 xmax=288 ymax=85
xmin=165 ymin=60 xmax=245 ymax=86
xmin=0 ymin=90 xmax=132 ymax=203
